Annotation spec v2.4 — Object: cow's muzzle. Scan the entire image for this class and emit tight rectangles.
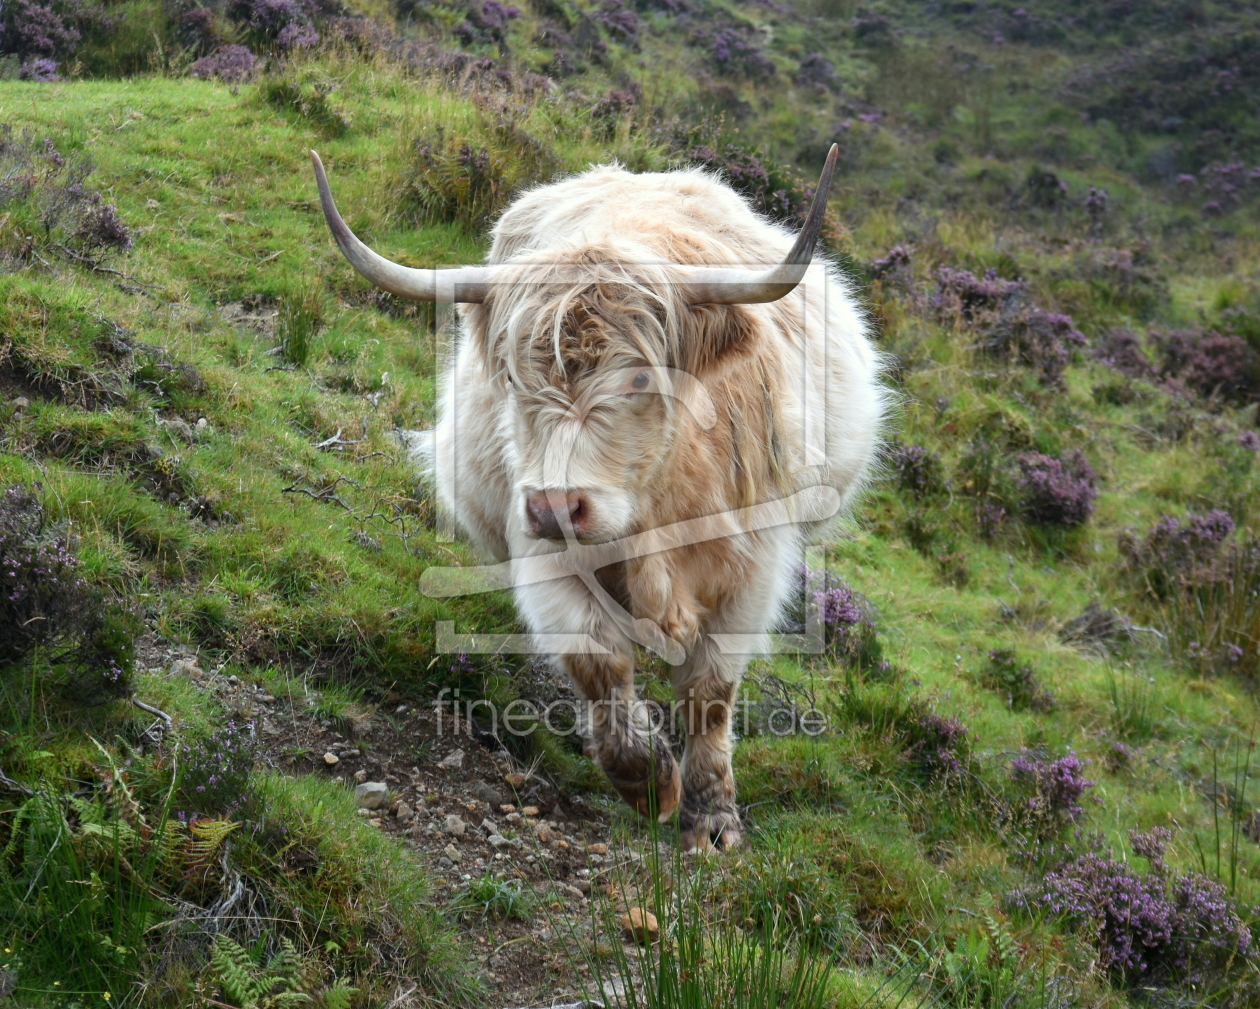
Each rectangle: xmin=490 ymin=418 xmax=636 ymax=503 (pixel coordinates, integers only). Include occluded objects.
xmin=525 ymin=489 xmax=592 ymax=541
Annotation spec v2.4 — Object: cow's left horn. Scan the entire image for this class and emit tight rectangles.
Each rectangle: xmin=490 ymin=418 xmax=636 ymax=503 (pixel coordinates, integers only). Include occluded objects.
xmin=679 ymin=143 xmax=840 ymax=305
xmin=311 ymin=150 xmax=491 ymax=302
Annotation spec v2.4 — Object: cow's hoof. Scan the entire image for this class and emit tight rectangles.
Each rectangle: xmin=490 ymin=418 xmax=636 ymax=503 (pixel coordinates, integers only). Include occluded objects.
xmin=607 ymin=748 xmax=680 ymax=823
xmin=679 ymin=803 xmax=742 ymax=853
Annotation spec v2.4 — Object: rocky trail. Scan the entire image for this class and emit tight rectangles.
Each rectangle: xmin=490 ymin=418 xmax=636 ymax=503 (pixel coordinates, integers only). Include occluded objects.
xmin=133 ymin=635 xmax=662 ymax=1006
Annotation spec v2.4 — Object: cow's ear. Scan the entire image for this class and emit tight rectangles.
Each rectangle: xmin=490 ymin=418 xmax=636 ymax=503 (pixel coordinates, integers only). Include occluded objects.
xmin=680 ymin=305 xmax=761 ymax=376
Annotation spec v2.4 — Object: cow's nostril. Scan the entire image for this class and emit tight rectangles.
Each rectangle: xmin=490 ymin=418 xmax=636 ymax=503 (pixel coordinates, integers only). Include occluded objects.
xmin=524 ymin=490 xmax=590 ymax=539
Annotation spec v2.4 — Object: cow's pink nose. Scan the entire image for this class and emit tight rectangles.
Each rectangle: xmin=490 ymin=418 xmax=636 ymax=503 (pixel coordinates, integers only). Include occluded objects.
xmin=525 ymin=490 xmax=590 ymax=539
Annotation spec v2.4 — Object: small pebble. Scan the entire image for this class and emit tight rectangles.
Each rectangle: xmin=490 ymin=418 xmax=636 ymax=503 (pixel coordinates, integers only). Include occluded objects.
xmin=323 ymin=752 xmax=339 ymax=765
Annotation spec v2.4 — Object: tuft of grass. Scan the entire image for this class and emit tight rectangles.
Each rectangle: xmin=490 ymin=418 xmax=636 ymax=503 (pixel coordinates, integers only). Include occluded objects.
xmin=1104 ymin=665 xmax=1159 ymax=741
xmin=452 ymin=870 xmax=536 ymax=920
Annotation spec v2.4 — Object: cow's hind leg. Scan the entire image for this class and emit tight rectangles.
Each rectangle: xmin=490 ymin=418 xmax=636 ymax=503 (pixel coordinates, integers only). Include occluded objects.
xmin=673 ymin=642 xmax=742 ymax=851
xmin=563 ymin=652 xmax=680 ymax=821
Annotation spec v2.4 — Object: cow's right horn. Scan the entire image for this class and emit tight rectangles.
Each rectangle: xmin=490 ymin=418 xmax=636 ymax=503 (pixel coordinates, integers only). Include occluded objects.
xmin=676 ymin=143 xmax=840 ymax=305
xmin=311 ymin=150 xmax=491 ymax=303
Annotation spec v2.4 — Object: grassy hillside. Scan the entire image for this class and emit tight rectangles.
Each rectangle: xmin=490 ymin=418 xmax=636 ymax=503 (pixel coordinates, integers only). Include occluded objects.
xmin=0 ymin=0 xmax=1259 ymax=1005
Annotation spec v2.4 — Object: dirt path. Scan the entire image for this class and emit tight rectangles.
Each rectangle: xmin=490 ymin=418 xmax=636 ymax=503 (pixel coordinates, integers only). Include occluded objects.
xmin=138 ymin=635 xmax=652 ymax=1005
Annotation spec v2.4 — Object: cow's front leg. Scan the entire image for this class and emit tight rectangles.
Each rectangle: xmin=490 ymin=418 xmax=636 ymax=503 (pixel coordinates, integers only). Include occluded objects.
xmin=673 ymin=641 xmax=742 ymax=851
xmin=562 ymin=652 xmax=681 ymax=822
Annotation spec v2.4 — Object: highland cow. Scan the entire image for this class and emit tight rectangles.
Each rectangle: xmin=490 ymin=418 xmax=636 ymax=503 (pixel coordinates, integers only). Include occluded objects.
xmin=311 ymin=145 xmax=885 ymax=850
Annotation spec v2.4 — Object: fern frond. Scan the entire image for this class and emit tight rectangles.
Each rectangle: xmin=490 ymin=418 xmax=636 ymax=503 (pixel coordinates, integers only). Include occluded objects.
xmin=318 ymin=982 xmax=357 ymax=1009
xmin=983 ymin=909 xmax=1019 ymax=965
xmin=211 ymin=933 xmax=265 ymax=1008
xmin=186 ymin=818 xmax=241 ymax=866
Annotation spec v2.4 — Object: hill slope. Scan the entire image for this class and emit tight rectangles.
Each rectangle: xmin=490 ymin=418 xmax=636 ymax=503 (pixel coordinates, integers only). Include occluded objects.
xmin=0 ymin=4 xmax=1258 ymax=1006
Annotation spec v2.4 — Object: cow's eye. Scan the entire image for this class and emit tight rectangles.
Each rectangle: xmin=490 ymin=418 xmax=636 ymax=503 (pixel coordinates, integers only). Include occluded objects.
xmin=631 ymin=370 xmax=650 ymax=391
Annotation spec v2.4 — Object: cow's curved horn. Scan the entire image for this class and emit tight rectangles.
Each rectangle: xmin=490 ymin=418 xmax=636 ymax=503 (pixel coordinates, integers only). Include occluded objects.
xmin=679 ymin=143 xmax=840 ymax=305
xmin=311 ymin=150 xmax=491 ymax=303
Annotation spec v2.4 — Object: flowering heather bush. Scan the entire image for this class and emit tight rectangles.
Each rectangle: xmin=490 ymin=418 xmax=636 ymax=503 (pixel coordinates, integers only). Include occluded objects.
xmin=700 ymin=27 xmax=775 ymax=79
xmin=18 ymin=57 xmax=60 ymax=80
xmin=932 ymin=266 xmax=1024 ymax=324
xmin=982 ymin=650 xmax=1055 ymax=713
xmin=0 ymin=127 xmax=133 ymax=263
xmin=868 ymin=244 xmax=911 ymax=279
xmin=987 ymin=310 xmax=1087 ymax=386
xmin=0 ymin=485 xmax=135 ymax=700
xmin=1240 ymin=430 xmax=1260 ymax=452
xmin=681 ymin=141 xmax=844 ymax=249
xmin=1093 ymin=326 xmax=1156 ymax=380
xmin=593 ymin=0 xmax=638 ymax=43
xmin=934 ymin=265 xmax=1086 ymax=383
xmin=1084 ymin=186 xmax=1109 ymax=235
xmin=224 ymin=0 xmax=322 ymax=44
xmin=1013 ymin=828 xmax=1254 ymax=989
xmin=0 ymin=0 xmax=80 ymax=60
xmin=591 ymin=88 xmax=637 ymax=124
xmin=0 ymin=485 xmax=90 ymax=665
xmin=1009 ymin=750 xmax=1092 ymax=834
xmin=885 ymin=441 xmax=945 ymax=498
xmin=794 ymin=52 xmax=838 ymax=92
xmin=191 ymin=45 xmax=259 ymax=82
xmin=1120 ymin=509 xmax=1236 ymax=599
xmin=903 ymin=710 xmax=971 ymax=779
xmin=1152 ymin=327 xmax=1260 ymax=404
xmin=1016 ymin=450 xmax=1099 ymax=527
xmin=277 ymin=22 xmax=319 ymax=47
xmin=179 ymin=720 xmax=258 ymax=816
xmin=933 ymin=264 xmax=1086 ymax=384
xmin=782 ymin=564 xmax=882 ymax=669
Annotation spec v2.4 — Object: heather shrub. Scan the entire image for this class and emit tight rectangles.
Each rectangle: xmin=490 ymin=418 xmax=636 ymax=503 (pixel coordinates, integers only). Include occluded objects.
xmin=1152 ymin=327 xmax=1260 ymax=404
xmin=931 ymin=266 xmax=1024 ymax=325
xmin=784 ymin=564 xmax=883 ymax=670
xmin=985 ymin=309 xmax=1087 ymax=387
xmin=680 ymin=139 xmax=845 ymax=250
xmin=189 ymin=44 xmax=260 ymax=83
xmin=699 ymin=26 xmax=776 ymax=79
xmin=1120 ymin=509 xmax=1236 ymax=600
xmin=0 ymin=485 xmax=136 ymax=702
xmin=1121 ymin=510 xmax=1260 ymax=677
xmin=867 ymin=243 xmax=911 ymax=281
xmin=902 ymin=709 xmax=971 ymax=780
xmin=795 ymin=52 xmax=838 ymax=93
xmin=593 ymin=0 xmax=638 ymax=44
xmin=981 ymin=649 xmax=1055 ymax=712
xmin=178 ymin=719 xmax=258 ymax=817
xmin=1016 ymin=449 xmax=1099 ymax=528
xmin=1093 ymin=326 xmax=1156 ymax=381
xmin=932 ymin=267 xmax=1085 ymax=385
xmin=1008 ymin=750 xmax=1092 ymax=839
xmin=0 ymin=128 xmax=133 ymax=265
xmin=454 ymin=0 xmax=520 ymax=48
xmin=0 ymin=0 xmax=80 ymax=63
xmin=1012 ymin=828 xmax=1256 ymax=992
xmin=885 ymin=440 xmax=945 ymax=498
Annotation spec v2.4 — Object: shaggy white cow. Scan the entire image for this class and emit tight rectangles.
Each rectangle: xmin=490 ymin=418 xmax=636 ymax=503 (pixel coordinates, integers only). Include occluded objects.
xmin=312 ymin=146 xmax=885 ymax=850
